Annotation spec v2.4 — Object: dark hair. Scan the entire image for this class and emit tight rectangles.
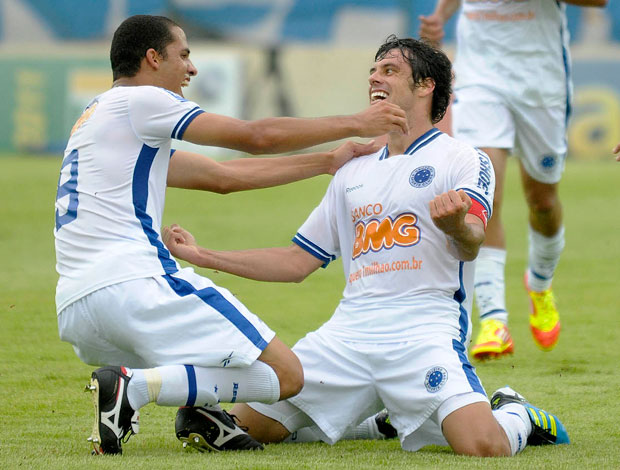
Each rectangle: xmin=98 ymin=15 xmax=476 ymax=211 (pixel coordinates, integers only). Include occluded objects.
xmin=375 ymin=35 xmax=452 ymax=124
xmin=110 ymin=15 xmax=180 ymax=81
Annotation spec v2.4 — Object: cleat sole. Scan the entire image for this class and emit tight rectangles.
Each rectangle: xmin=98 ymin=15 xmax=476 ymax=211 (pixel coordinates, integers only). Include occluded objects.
xmin=86 ymin=377 xmax=103 ymax=455
xmin=179 ymin=432 xmax=218 ymax=453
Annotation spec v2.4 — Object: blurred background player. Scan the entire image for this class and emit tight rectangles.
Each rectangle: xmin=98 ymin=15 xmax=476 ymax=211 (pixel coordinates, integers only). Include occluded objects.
xmin=419 ymin=0 xmax=608 ymax=360
xmin=164 ymin=36 xmax=569 ymax=457
xmin=54 ymin=14 xmax=410 ymax=455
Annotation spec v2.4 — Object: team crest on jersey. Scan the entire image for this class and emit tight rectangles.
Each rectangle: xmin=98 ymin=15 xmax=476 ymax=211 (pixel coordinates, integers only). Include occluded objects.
xmin=424 ymin=366 xmax=448 ymax=393
xmin=409 ymin=166 xmax=435 ymax=188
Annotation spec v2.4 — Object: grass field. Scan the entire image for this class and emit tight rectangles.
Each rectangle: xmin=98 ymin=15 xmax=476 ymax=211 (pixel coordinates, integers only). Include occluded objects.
xmin=1 ymin=154 xmax=619 ymax=469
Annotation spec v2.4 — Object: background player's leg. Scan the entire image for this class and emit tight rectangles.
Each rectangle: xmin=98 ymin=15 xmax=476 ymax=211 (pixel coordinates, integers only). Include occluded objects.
xmin=471 ymin=147 xmax=514 ymax=360
xmin=519 ymin=164 xmax=563 ymax=262
xmin=519 ymin=164 xmax=564 ymax=350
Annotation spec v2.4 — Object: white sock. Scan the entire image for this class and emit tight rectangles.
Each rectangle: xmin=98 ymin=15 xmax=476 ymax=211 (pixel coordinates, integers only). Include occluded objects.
xmin=340 ymin=414 xmax=386 ymax=440
xmin=527 ymin=226 xmax=565 ymax=292
xmin=492 ymin=406 xmax=532 ymax=455
xmin=126 ymin=368 xmax=149 ymax=410
xmin=474 ymin=247 xmax=508 ymax=323
xmin=194 ymin=360 xmax=280 ymax=405
xmin=285 ymin=414 xmax=388 ymax=443
xmin=127 ymin=362 xmax=280 ymax=409
xmin=284 ymin=427 xmax=322 ymax=443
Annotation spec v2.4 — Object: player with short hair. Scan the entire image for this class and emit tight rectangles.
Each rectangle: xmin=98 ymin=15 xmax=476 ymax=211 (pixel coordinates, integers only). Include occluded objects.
xmin=164 ymin=36 xmax=569 ymax=457
xmin=54 ymin=14 xmax=411 ymax=455
xmin=419 ymin=0 xmax=608 ymax=360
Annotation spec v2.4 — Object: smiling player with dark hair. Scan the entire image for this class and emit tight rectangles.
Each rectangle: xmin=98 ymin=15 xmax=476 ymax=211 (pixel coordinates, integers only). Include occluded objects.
xmin=165 ymin=36 xmax=569 ymax=457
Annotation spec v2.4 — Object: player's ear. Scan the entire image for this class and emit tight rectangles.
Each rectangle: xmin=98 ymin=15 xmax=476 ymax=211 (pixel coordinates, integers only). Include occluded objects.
xmin=145 ymin=48 xmax=161 ymax=70
xmin=418 ymin=78 xmax=435 ymax=97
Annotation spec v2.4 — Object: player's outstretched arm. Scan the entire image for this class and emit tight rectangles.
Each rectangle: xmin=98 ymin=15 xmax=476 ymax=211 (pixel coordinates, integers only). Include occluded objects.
xmin=162 ymin=224 xmax=323 ymax=282
xmin=181 ymin=100 xmax=407 ymax=155
xmin=167 ymin=140 xmax=378 ymax=192
xmin=419 ymin=0 xmax=461 ymax=45
xmin=429 ymin=189 xmax=485 ymax=261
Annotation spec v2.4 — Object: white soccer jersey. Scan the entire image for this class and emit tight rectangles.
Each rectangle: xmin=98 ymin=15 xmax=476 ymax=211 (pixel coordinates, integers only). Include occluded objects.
xmin=54 ymin=86 xmax=204 ymax=312
xmin=293 ymin=129 xmax=495 ymax=342
xmin=454 ymin=0 xmax=571 ymax=107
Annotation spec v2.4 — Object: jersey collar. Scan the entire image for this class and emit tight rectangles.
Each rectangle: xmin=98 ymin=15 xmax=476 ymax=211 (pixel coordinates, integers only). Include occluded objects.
xmin=379 ymin=128 xmax=442 ymax=161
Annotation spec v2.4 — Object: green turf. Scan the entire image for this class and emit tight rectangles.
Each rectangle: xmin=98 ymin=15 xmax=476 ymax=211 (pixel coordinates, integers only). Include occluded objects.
xmin=1 ymin=154 xmax=619 ymax=469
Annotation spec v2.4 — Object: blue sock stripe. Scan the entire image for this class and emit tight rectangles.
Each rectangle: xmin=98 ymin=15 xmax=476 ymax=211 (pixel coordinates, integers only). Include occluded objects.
xmin=185 ymin=365 xmax=197 ymax=406
xmin=480 ymin=309 xmax=507 ymax=319
xmin=529 ymin=269 xmax=551 ymax=281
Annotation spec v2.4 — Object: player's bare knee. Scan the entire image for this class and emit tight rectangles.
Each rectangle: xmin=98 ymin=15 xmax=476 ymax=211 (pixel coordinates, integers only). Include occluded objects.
xmin=258 ymin=336 xmax=304 ymax=399
xmin=528 ymin=197 xmax=558 ymax=215
xmin=523 ymin=184 xmax=560 ymax=213
xmin=276 ymin=354 xmax=304 ymax=399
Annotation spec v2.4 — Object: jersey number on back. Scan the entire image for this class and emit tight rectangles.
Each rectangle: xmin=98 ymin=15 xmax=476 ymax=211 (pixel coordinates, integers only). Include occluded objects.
xmin=55 ymin=149 xmax=79 ymax=230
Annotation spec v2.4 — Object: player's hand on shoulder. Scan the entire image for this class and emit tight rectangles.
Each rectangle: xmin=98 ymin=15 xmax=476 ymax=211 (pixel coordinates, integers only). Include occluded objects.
xmin=356 ymin=100 xmax=409 ymax=137
xmin=429 ymin=189 xmax=471 ymax=235
xmin=328 ymin=140 xmax=380 ymax=174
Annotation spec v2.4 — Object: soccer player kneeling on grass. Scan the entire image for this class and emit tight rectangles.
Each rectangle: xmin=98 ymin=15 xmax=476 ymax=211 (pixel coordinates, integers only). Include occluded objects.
xmin=164 ymin=36 xmax=570 ymax=457
xmin=54 ymin=15 xmax=411 ymax=455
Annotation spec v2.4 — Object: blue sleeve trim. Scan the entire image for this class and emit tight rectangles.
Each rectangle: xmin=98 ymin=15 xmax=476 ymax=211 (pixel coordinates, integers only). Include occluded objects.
xmin=292 ymin=233 xmax=335 ymax=268
xmin=458 ymin=188 xmax=492 ymax=218
xmin=171 ymin=106 xmax=200 ymax=139
xmin=171 ymin=106 xmax=199 ymax=138
xmin=177 ymin=109 xmax=205 ymax=140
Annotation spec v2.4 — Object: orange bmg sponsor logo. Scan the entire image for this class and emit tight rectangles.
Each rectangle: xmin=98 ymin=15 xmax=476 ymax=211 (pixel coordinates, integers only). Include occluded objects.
xmin=352 ymin=212 xmax=421 ymax=260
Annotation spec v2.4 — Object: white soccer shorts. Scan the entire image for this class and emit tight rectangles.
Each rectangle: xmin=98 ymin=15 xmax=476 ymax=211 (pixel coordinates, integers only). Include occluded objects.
xmin=57 ymin=267 xmax=275 ymax=368
xmin=250 ymin=325 xmax=488 ymax=451
xmin=452 ymin=86 xmax=568 ymax=184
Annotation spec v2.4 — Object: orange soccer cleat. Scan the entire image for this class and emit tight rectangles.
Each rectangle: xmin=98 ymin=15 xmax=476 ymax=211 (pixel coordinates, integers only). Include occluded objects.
xmin=526 ymin=285 xmax=560 ymax=351
xmin=471 ymin=318 xmax=514 ymax=360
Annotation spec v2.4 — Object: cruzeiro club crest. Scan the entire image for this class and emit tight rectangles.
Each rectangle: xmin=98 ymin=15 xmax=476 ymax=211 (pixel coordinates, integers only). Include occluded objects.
xmin=540 ymin=154 xmax=557 ymax=170
xmin=409 ymin=166 xmax=435 ymax=188
xmin=424 ymin=366 xmax=448 ymax=393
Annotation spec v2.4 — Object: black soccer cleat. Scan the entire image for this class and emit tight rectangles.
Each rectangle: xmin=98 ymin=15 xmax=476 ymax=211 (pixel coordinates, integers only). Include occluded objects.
xmin=175 ymin=406 xmax=264 ymax=452
xmin=490 ymin=386 xmax=569 ymax=446
xmin=375 ymin=410 xmax=397 ymax=439
xmin=85 ymin=366 xmax=139 ymax=455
